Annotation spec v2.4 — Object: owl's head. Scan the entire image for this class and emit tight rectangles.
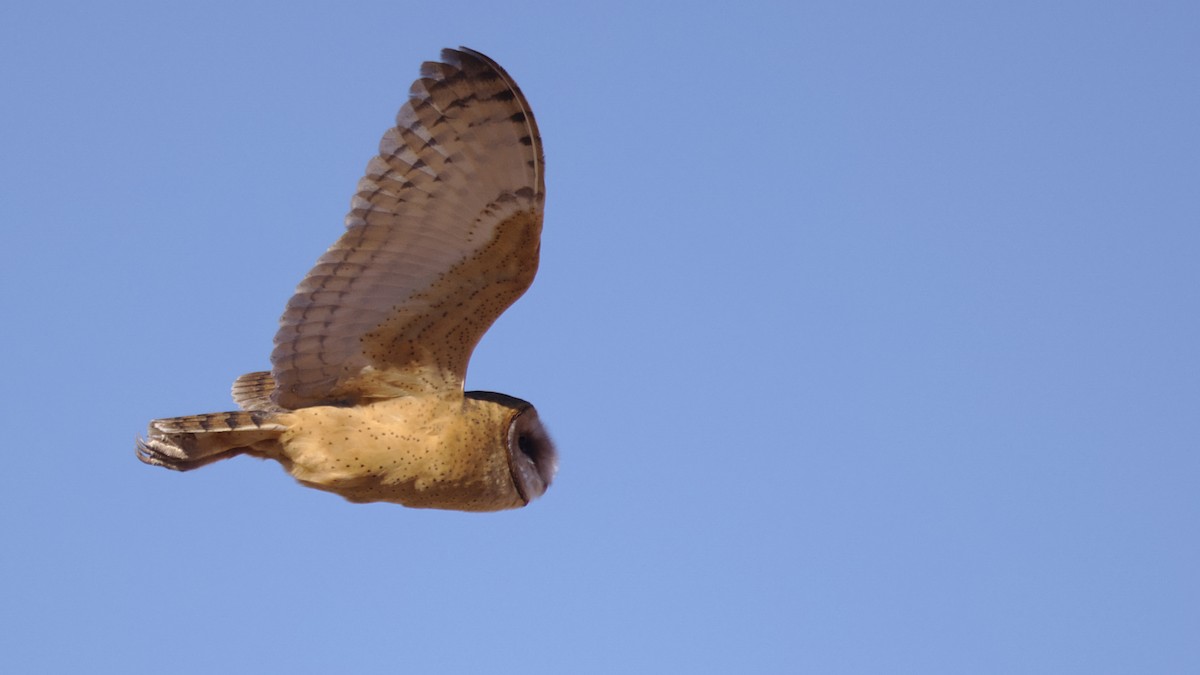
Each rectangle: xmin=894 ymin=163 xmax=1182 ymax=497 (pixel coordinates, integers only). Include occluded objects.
xmin=467 ymin=391 xmax=557 ymax=505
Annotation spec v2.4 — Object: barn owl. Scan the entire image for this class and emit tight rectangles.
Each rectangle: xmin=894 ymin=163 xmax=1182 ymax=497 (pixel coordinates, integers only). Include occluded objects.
xmin=136 ymin=47 xmax=556 ymax=512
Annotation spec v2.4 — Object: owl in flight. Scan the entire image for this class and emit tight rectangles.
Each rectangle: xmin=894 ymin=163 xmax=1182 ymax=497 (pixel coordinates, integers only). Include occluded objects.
xmin=137 ymin=47 xmax=557 ymax=512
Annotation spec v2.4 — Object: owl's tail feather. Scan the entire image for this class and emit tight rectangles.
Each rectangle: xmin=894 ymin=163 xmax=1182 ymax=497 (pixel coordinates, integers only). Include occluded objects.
xmin=231 ymin=370 xmax=285 ymax=412
xmin=136 ymin=411 xmax=287 ymax=471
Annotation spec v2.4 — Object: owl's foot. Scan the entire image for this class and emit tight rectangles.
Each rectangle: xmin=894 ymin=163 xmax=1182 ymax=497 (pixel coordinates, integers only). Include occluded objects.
xmin=136 ymin=434 xmax=242 ymax=471
xmin=136 ymin=412 xmax=286 ymax=471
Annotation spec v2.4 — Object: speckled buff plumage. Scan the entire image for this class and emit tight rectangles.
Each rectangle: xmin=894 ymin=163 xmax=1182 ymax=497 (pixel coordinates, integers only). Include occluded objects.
xmin=137 ymin=48 xmax=557 ymax=511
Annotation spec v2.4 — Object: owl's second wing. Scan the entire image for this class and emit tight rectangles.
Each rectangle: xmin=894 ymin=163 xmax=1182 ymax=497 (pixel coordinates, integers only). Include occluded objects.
xmin=270 ymin=48 xmax=544 ymax=409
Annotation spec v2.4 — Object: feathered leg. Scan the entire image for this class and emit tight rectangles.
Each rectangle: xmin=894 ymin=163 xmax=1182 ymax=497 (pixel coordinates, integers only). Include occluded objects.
xmin=136 ymin=411 xmax=287 ymax=471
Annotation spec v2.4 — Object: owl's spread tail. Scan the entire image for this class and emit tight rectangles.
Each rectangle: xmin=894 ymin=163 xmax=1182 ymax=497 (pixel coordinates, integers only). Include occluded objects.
xmin=136 ymin=411 xmax=287 ymax=471
xmin=231 ymin=371 xmax=285 ymax=412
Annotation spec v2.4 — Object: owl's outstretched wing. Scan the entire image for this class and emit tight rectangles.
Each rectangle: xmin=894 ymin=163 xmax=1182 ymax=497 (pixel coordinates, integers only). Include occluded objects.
xmin=269 ymin=47 xmax=544 ymax=410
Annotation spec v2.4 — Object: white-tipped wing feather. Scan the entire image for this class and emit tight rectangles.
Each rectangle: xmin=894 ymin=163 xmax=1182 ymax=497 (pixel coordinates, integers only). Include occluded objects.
xmin=270 ymin=48 xmax=545 ymax=409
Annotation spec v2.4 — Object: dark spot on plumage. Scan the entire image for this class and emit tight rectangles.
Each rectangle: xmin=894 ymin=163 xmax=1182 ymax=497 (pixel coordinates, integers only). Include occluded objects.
xmin=492 ymin=89 xmax=516 ymax=102
xmin=510 ymin=111 xmax=527 ymax=123
xmin=519 ymin=135 xmax=533 ymax=146
xmin=443 ymin=96 xmax=471 ymax=112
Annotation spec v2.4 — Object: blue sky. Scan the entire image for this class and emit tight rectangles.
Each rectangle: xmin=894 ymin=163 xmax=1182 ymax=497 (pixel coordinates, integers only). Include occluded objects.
xmin=2 ymin=1 xmax=1197 ymax=672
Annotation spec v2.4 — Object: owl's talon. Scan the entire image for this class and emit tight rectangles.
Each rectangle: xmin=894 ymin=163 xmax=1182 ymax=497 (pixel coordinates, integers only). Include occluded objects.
xmin=136 ymin=436 xmax=185 ymax=470
xmin=137 ymin=436 xmax=195 ymax=468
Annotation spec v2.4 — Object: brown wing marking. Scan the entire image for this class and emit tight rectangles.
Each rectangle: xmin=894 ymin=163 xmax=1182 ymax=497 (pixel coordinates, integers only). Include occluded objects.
xmin=269 ymin=47 xmax=544 ymax=409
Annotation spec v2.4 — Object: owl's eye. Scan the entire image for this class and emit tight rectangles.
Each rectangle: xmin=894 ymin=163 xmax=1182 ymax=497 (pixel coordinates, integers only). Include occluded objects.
xmin=514 ymin=423 xmax=554 ymax=475
xmin=518 ymin=433 xmax=536 ymax=458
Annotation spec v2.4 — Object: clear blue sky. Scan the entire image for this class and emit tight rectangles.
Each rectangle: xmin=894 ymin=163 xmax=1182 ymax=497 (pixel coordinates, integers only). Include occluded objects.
xmin=2 ymin=1 xmax=1197 ymax=672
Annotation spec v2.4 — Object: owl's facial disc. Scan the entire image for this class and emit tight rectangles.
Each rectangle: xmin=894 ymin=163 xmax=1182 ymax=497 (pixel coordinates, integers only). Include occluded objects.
xmin=507 ymin=406 xmax=557 ymax=504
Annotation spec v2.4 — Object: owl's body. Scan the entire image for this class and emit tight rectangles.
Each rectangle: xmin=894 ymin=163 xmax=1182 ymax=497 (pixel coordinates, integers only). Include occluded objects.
xmin=278 ymin=394 xmax=533 ymax=509
xmin=137 ymin=48 xmax=556 ymax=511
